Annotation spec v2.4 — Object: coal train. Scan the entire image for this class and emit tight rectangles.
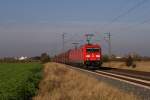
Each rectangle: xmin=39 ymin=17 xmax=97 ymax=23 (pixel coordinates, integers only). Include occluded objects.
xmin=53 ymin=43 xmax=102 ymax=68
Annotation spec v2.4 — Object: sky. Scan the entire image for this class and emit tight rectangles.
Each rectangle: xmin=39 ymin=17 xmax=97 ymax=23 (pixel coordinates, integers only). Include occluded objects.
xmin=0 ymin=0 xmax=150 ymax=57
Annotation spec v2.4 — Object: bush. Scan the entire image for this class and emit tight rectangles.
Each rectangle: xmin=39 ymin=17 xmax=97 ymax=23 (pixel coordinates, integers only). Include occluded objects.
xmin=102 ymin=55 xmax=109 ymax=62
xmin=126 ymin=56 xmax=133 ymax=67
xmin=132 ymin=64 xmax=136 ymax=68
xmin=40 ymin=53 xmax=50 ymax=63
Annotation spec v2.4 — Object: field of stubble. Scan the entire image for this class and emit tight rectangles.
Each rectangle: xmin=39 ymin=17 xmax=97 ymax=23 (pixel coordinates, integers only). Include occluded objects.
xmin=103 ymin=61 xmax=150 ymax=72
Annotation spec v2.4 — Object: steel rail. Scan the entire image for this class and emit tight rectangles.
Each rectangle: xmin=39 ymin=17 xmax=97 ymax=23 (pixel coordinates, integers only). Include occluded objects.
xmin=67 ymin=65 xmax=150 ymax=90
xmin=96 ymin=70 xmax=150 ymax=89
xmin=96 ymin=70 xmax=150 ymax=84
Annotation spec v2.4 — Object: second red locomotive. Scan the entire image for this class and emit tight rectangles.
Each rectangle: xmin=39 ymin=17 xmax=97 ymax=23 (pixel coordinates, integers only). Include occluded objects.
xmin=53 ymin=43 xmax=102 ymax=68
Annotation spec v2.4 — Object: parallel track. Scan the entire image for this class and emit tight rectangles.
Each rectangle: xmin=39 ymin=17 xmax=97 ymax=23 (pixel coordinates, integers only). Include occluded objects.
xmin=69 ymin=65 xmax=150 ymax=90
xmin=95 ymin=70 xmax=150 ymax=89
xmin=99 ymin=68 xmax=150 ymax=81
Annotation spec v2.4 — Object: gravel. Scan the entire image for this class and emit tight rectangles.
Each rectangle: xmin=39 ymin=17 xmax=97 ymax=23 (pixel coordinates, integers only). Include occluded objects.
xmin=70 ymin=66 xmax=150 ymax=100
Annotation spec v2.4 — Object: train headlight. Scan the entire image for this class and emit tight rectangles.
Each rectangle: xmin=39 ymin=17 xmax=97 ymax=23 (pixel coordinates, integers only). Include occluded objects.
xmin=96 ymin=55 xmax=100 ymax=57
xmin=86 ymin=55 xmax=90 ymax=58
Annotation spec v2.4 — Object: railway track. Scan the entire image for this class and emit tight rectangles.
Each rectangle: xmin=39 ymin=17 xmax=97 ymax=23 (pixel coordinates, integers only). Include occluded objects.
xmin=95 ymin=70 xmax=150 ymax=89
xmin=99 ymin=67 xmax=150 ymax=81
xmin=69 ymin=65 xmax=150 ymax=90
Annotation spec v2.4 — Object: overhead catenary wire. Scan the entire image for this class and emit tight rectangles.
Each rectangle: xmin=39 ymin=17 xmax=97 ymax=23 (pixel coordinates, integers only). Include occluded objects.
xmin=58 ymin=0 xmax=149 ymax=54
xmin=101 ymin=0 xmax=149 ymax=32
xmin=100 ymin=0 xmax=149 ymax=57
xmin=110 ymin=0 xmax=148 ymax=23
xmin=62 ymin=32 xmax=83 ymax=50
xmin=113 ymin=16 xmax=150 ymax=33
xmin=139 ymin=17 xmax=150 ymax=24
xmin=61 ymin=0 xmax=149 ymax=48
xmin=64 ymin=33 xmax=81 ymax=43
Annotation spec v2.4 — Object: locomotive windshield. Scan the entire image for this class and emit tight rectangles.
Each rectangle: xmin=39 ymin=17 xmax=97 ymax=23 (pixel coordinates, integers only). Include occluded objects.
xmin=86 ymin=48 xmax=100 ymax=52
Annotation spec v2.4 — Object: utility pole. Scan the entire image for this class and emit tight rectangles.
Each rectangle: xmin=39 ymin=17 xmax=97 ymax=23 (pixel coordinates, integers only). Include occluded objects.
xmin=72 ymin=42 xmax=79 ymax=49
xmin=108 ymin=32 xmax=112 ymax=60
xmin=104 ymin=32 xmax=112 ymax=66
xmin=62 ymin=33 xmax=67 ymax=52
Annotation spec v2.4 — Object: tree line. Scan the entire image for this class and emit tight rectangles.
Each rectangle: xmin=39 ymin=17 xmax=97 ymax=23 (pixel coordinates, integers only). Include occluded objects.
xmin=0 ymin=53 xmax=50 ymax=63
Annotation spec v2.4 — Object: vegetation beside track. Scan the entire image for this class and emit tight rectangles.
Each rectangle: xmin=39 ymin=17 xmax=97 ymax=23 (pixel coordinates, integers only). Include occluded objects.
xmin=103 ymin=61 xmax=150 ymax=72
xmin=34 ymin=62 xmax=138 ymax=100
xmin=0 ymin=63 xmax=42 ymax=100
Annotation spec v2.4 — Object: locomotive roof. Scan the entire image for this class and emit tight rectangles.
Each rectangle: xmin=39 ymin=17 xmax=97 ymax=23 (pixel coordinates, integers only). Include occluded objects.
xmin=53 ymin=43 xmax=101 ymax=57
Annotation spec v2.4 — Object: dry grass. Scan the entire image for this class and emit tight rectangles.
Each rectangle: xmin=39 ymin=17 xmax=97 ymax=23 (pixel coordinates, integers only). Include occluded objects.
xmin=103 ymin=61 xmax=150 ymax=72
xmin=33 ymin=62 xmax=139 ymax=100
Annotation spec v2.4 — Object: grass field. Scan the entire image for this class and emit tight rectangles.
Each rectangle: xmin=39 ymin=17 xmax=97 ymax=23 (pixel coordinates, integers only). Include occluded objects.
xmin=33 ymin=62 xmax=138 ymax=100
xmin=0 ymin=63 xmax=42 ymax=100
xmin=103 ymin=61 xmax=150 ymax=72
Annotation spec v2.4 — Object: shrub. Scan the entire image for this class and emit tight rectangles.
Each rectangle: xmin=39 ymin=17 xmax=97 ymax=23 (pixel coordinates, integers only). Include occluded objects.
xmin=102 ymin=55 xmax=109 ymax=62
xmin=126 ymin=56 xmax=133 ymax=67
xmin=40 ymin=53 xmax=50 ymax=63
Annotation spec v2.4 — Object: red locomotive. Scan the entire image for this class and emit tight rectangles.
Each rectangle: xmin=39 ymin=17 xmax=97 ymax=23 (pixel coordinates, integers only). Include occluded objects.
xmin=53 ymin=43 xmax=102 ymax=68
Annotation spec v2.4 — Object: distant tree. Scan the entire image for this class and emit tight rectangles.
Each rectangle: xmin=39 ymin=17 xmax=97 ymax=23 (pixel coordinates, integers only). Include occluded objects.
xmin=40 ymin=53 xmax=50 ymax=63
xmin=126 ymin=55 xmax=133 ymax=67
xmin=3 ymin=57 xmax=17 ymax=63
xmin=30 ymin=56 xmax=41 ymax=60
xmin=125 ymin=54 xmax=137 ymax=68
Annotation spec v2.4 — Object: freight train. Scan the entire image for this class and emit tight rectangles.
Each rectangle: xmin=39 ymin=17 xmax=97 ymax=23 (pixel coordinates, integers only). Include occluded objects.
xmin=53 ymin=43 xmax=102 ymax=68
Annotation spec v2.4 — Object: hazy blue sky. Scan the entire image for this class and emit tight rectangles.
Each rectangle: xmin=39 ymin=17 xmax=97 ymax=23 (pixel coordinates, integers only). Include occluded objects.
xmin=0 ymin=0 xmax=150 ymax=57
